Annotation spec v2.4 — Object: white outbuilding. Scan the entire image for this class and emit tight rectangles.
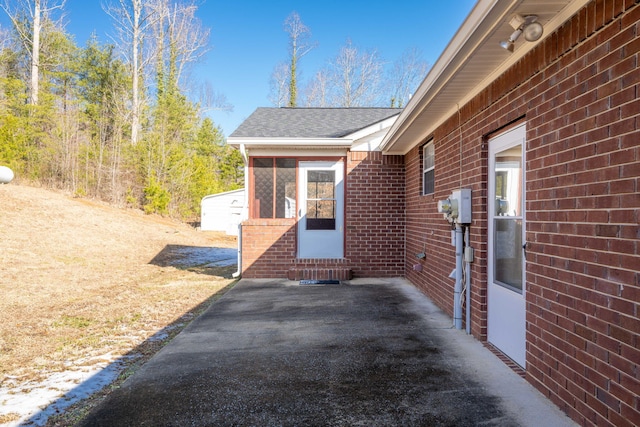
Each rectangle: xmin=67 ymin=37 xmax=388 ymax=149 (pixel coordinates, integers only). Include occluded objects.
xmin=200 ymin=189 xmax=244 ymax=235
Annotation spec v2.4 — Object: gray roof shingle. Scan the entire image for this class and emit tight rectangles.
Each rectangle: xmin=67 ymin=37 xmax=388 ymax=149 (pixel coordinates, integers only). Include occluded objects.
xmin=229 ymin=108 xmax=402 ymax=139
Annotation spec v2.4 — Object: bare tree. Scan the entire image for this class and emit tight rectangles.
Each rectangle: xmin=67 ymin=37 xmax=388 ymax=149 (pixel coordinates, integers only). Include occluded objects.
xmin=149 ymin=0 xmax=209 ymax=91
xmin=329 ymin=39 xmax=384 ymax=107
xmin=144 ymin=0 xmax=210 ymax=104
xmin=103 ymin=0 xmax=158 ymax=145
xmin=198 ymin=81 xmax=233 ymax=113
xmin=268 ymin=61 xmax=290 ymax=107
xmin=0 ymin=0 xmax=66 ymax=105
xmin=387 ymin=47 xmax=428 ymax=108
xmin=303 ymin=67 xmax=330 ymax=107
xmin=283 ymin=11 xmax=315 ymax=107
xmin=0 ymin=23 xmax=14 ymax=80
xmin=0 ymin=24 xmax=10 ymax=50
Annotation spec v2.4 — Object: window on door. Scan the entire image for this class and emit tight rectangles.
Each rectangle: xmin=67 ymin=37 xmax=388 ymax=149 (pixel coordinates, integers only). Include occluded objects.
xmin=252 ymin=158 xmax=296 ymax=219
xmin=493 ymin=146 xmax=524 ymax=292
xmin=306 ymin=170 xmax=336 ymax=230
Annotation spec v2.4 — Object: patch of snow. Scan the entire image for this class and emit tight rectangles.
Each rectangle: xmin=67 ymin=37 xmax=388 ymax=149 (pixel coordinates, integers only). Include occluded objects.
xmin=203 ymin=257 xmax=237 ymax=267
xmin=0 ymin=246 xmax=235 ymax=426
xmin=146 ymin=323 xmax=184 ymax=342
xmin=0 ymin=354 xmax=134 ymax=427
xmin=170 ymin=247 xmax=236 ymax=268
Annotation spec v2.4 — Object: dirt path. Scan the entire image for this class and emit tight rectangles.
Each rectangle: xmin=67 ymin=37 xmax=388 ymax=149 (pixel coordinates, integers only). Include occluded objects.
xmin=0 ymin=184 xmax=238 ymax=425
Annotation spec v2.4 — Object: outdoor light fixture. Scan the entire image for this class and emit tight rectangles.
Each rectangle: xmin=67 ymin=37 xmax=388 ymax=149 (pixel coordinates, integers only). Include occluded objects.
xmin=499 ymin=14 xmax=543 ymax=53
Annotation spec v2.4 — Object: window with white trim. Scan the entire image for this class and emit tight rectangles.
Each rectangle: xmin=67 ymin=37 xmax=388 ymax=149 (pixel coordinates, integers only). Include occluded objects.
xmin=423 ymin=141 xmax=434 ymax=195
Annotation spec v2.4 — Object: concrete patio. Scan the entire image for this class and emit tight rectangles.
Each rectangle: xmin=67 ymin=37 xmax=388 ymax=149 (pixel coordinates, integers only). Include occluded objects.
xmin=78 ymin=278 xmax=576 ymax=426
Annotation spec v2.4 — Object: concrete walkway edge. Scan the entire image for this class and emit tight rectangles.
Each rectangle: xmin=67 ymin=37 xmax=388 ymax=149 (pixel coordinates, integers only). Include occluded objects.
xmin=385 ymin=277 xmax=577 ymax=427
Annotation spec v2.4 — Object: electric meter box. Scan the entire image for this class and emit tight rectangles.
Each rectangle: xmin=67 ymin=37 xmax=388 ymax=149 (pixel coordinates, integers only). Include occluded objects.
xmin=437 ymin=188 xmax=472 ymax=224
xmin=451 ymin=189 xmax=472 ymax=224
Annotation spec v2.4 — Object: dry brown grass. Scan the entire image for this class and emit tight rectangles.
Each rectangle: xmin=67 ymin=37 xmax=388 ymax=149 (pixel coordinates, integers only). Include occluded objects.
xmin=0 ymin=184 xmax=237 ymax=411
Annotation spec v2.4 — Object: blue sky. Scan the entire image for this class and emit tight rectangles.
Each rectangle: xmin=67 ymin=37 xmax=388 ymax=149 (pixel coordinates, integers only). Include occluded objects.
xmin=2 ymin=0 xmax=477 ymax=136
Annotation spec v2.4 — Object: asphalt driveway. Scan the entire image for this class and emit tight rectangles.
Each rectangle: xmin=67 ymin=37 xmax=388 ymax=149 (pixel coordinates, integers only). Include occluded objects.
xmin=78 ymin=278 xmax=576 ymax=427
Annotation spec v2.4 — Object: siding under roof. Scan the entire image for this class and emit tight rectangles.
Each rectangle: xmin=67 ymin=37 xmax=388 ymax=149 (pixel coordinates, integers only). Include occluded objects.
xmin=229 ymin=108 xmax=402 ymax=139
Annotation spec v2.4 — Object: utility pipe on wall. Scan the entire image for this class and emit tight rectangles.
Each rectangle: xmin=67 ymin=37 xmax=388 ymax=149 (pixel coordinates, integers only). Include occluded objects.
xmin=465 ymin=226 xmax=471 ymax=334
xmin=454 ymin=224 xmax=464 ymax=330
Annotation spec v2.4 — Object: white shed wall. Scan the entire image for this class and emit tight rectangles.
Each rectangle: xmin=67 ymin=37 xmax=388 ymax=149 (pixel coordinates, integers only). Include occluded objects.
xmin=200 ymin=189 xmax=245 ymax=235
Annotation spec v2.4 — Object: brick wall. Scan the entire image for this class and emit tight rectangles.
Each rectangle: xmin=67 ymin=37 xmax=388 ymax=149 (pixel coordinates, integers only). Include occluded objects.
xmin=346 ymin=152 xmax=405 ymax=277
xmin=403 ymin=2 xmax=639 ymax=426
xmin=241 ymin=152 xmax=405 ymax=279
xmin=241 ymin=219 xmax=296 ymax=278
xmin=405 ymin=132 xmax=489 ymax=338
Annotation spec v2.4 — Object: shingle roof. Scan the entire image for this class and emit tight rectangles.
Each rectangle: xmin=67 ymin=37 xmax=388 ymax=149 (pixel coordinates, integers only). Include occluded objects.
xmin=229 ymin=108 xmax=402 ymax=139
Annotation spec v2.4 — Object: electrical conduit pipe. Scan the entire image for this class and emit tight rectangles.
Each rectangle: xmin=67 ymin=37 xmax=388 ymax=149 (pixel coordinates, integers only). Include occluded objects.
xmin=465 ymin=226 xmax=471 ymax=334
xmin=454 ymin=224 xmax=464 ymax=329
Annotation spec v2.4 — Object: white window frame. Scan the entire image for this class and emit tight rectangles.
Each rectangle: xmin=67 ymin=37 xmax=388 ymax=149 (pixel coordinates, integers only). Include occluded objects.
xmin=422 ymin=141 xmax=435 ymax=195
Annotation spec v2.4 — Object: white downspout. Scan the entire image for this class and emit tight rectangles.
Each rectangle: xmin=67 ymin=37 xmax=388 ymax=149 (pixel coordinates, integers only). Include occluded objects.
xmin=232 ymin=225 xmax=242 ymax=279
xmin=454 ymin=224 xmax=464 ymax=329
xmin=232 ymin=144 xmax=249 ymax=279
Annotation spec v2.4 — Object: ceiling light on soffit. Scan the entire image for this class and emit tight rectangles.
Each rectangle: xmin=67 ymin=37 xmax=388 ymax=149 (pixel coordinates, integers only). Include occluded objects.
xmin=499 ymin=14 xmax=544 ymax=53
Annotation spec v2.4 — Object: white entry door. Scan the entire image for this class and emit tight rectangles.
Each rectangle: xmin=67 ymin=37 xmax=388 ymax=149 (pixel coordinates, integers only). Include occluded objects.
xmin=297 ymin=161 xmax=344 ymax=259
xmin=487 ymin=123 xmax=527 ymax=368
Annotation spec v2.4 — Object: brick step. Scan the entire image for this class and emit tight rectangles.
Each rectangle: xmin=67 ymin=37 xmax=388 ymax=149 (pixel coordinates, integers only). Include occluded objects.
xmin=287 ymin=267 xmax=353 ymax=281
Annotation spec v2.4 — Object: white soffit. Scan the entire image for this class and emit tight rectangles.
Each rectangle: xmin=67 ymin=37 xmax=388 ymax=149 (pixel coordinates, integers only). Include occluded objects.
xmin=381 ymin=0 xmax=589 ymax=155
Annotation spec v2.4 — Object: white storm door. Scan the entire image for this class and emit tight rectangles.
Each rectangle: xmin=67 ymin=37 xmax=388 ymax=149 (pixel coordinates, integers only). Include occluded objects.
xmin=297 ymin=161 xmax=344 ymax=259
xmin=487 ymin=123 xmax=527 ymax=368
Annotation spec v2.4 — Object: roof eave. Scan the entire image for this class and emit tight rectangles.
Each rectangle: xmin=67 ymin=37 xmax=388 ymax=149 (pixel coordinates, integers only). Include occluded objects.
xmin=227 ymin=137 xmax=353 ymax=150
xmin=344 ymin=114 xmax=401 ymax=141
xmin=380 ymin=0 xmax=588 ymax=155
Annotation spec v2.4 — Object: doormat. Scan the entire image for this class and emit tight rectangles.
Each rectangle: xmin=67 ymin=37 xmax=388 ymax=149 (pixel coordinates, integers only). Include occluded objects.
xmin=299 ymin=280 xmax=341 ymax=285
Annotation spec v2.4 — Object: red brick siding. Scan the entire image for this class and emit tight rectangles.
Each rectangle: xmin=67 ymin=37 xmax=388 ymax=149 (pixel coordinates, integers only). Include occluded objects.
xmin=241 ymin=152 xmax=405 ymax=279
xmin=404 ymin=2 xmax=640 ymax=426
xmin=526 ymin=3 xmax=640 ymax=426
xmin=241 ymin=219 xmax=296 ymax=278
xmin=346 ymin=151 xmax=405 ymax=277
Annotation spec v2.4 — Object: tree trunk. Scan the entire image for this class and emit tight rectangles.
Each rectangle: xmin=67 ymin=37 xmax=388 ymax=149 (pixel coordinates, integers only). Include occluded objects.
xmin=31 ymin=0 xmax=41 ymax=105
xmin=130 ymin=0 xmax=141 ymax=145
